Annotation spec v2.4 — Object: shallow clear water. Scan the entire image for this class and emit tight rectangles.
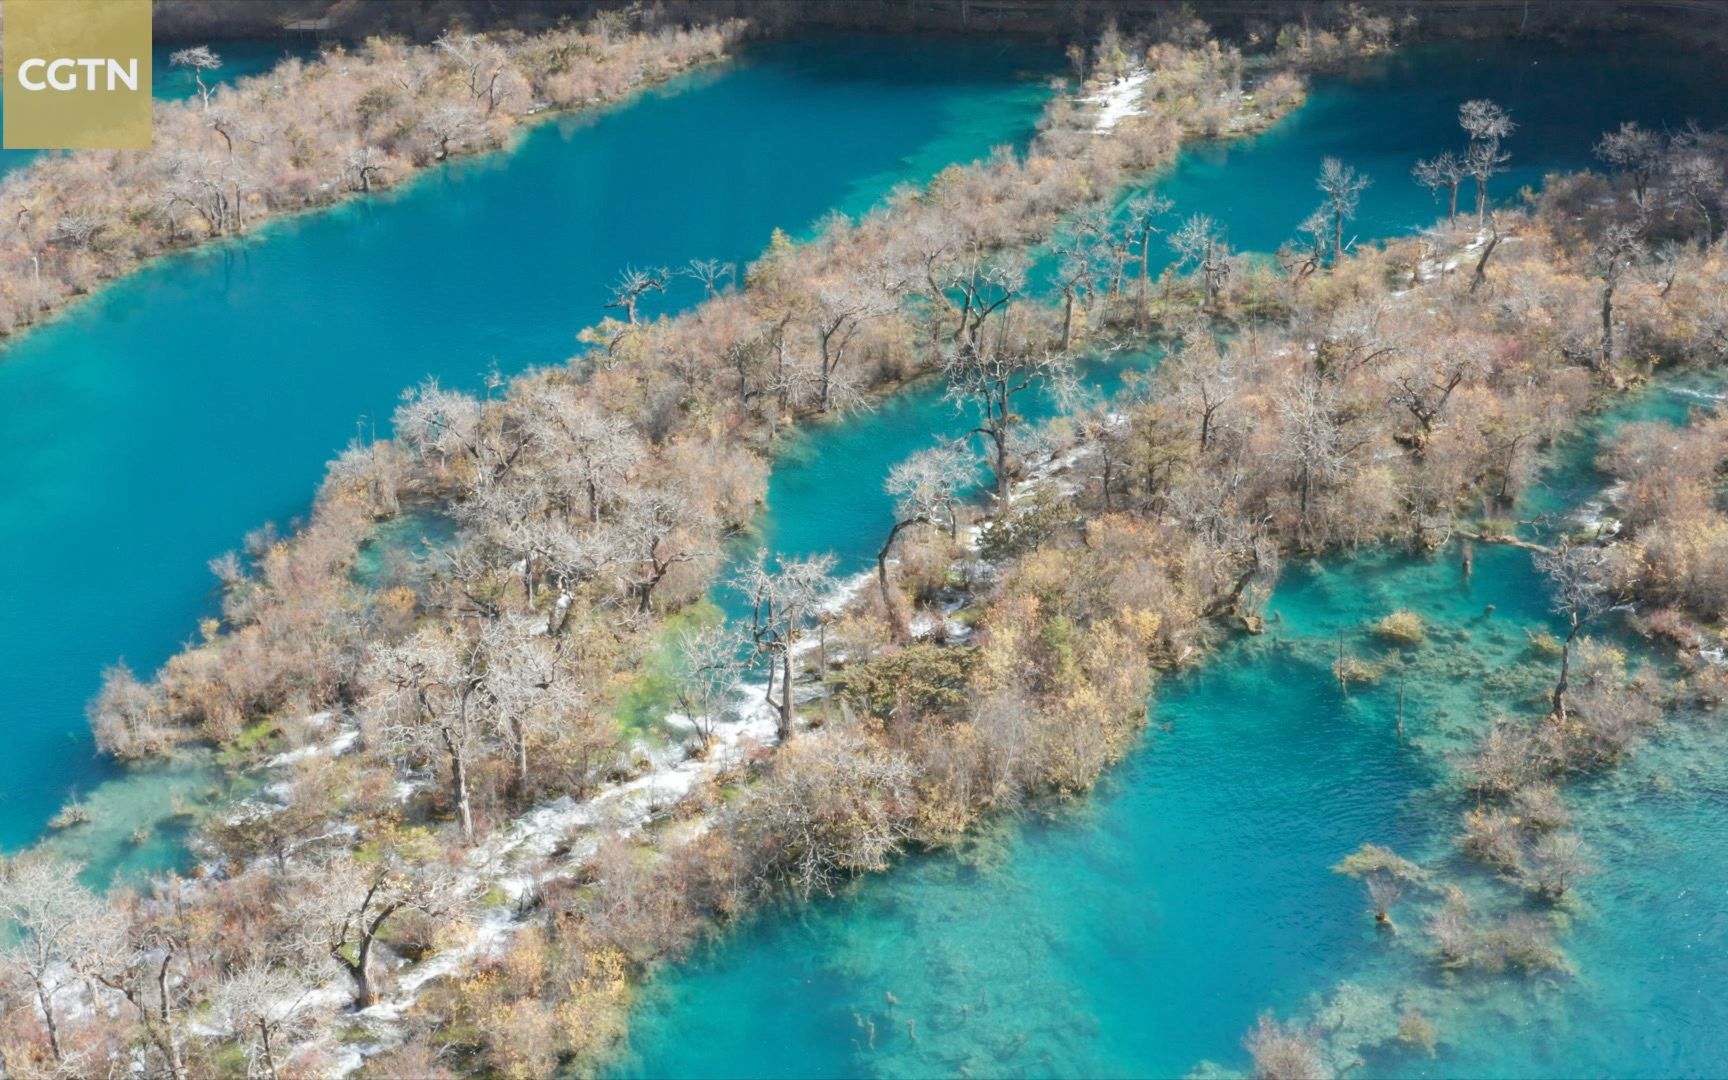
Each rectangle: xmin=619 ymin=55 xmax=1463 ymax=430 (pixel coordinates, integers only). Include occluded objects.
xmin=0 ymin=35 xmax=1059 ymax=868
xmin=617 ymin=36 xmax=1728 ymax=1079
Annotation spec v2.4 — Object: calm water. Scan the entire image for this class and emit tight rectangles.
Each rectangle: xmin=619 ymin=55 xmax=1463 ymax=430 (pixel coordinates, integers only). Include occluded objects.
xmin=616 ymin=36 xmax=1728 ymax=1079
xmin=0 ymin=35 xmax=1059 ymax=876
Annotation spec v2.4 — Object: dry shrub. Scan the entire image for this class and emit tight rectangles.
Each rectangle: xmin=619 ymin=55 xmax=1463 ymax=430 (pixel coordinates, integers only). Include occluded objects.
xmin=1371 ymin=609 xmax=1427 ymax=645
xmin=1245 ymin=1012 xmax=1326 ymax=1080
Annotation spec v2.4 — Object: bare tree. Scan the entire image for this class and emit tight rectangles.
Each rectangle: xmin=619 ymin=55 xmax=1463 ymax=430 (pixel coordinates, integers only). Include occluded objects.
xmin=1665 ymin=132 xmax=1724 ymax=237
xmin=0 ymin=857 xmax=119 ymax=1063
xmin=940 ymin=250 xmax=1027 ymax=353
xmin=943 ymin=337 xmax=1072 ymax=504
xmin=1385 ymin=337 xmax=1486 ymax=448
xmin=214 ymin=963 xmax=318 ymax=1080
xmin=1164 ymin=332 xmax=1238 ymax=454
xmin=1595 ymin=121 xmax=1664 ymax=208
xmin=668 ymin=622 xmax=744 ymax=753
xmin=1169 ymin=213 xmax=1230 ymax=309
xmin=1275 ymin=375 xmax=1364 ymax=542
xmin=1052 ymin=249 xmax=1095 ymax=352
xmin=616 ymin=485 xmax=711 ymax=614
xmin=366 ymin=627 xmax=486 ymax=843
xmin=1536 ymin=542 xmax=1615 ymax=721
xmin=284 ymin=851 xmax=459 ymax=1008
xmin=1413 ymin=151 xmax=1466 ymax=225
xmin=523 ymin=390 xmax=644 ymax=523
xmin=1459 ymin=99 xmax=1514 ymax=223
xmin=478 ymin=614 xmax=572 ymax=800
xmin=734 ymin=732 xmax=914 ymax=899
xmin=1593 ymin=222 xmax=1644 ymax=373
xmin=169 ymin=45 xmax=222 ymax=112
xmin=1276 ymin=206 xmax=1330 ymax=287
xmin=681 ymin=257 xmax=735 ymax=299
xmin=877 ymin=444 xmax=974 ymax=642
xmin=87 ymin=904 xmax=195 ymax=1080
xmin=420 ymin=101 xmax=483 ymax=161
xmin=1124 ymin=191 xmax=1175 ymax=302
xmin=1316 ymin=156 xmax=1370 ymax=264
xmin=605 ymin=266 xmax=669 ymax=325
xmin=435 ymin=31 xmax=513 ymax=115
xmin=735 ymin=552 xmax=836 ymax=742
xmin=811 ymin=279 xmax=894 ymax=413
xmin=345 ymin=145 xmax=384 ymax=193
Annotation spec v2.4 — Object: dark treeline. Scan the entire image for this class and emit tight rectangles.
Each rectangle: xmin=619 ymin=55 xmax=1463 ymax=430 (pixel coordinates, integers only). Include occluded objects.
xmin=153 ymin=0 xmax=1728 ymax=45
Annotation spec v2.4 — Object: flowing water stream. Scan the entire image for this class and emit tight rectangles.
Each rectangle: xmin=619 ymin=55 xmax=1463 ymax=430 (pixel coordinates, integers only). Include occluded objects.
xmin=613 ymin=34 xmax=1728 ymax=1079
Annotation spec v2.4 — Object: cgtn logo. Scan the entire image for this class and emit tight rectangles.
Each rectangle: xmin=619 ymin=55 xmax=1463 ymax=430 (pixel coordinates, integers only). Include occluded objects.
xmin=16 ymin=57 xmax=142 ymax=93
xmin=4 ymin=0 xmax=152 ymax=150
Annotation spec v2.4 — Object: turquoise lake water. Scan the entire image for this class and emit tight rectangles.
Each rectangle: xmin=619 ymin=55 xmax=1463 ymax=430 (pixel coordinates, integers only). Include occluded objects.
xmin=615 ymin=36 xmax=1728 ymax=1079
xmin=0 ymin=35 xmax=1059 ymax=876
xmin=6 ymin=25 xmax=1728 ymax=1076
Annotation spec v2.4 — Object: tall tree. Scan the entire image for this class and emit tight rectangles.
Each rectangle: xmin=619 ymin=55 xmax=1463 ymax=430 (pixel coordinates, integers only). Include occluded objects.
xmin=735 ymin=553 xmax=835 ymax=742
xmin=877 ymin=444 xmax=974 ymax=642
xmin=1536 ymin=542 xmax=1615 ymax=721
xmin=1458 ymin=99 xmax=1514 ymax=223
xmin=943 ymin=336 xmax=1072 ymax=505
xmin=169 ymin=45 xmax=222 ymax=112
xmin=1412 ymin=151 xmax=1466 ymax=225
xmin=1170 ymin=214 xmax=1230 ymax=309
xmin=1316 ymin=157 xmax=1371 ymax=264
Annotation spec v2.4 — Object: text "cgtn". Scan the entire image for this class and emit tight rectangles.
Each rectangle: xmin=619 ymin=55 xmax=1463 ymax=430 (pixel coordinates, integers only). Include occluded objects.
xmin=16 ymin=58 xmax=140 ymax=91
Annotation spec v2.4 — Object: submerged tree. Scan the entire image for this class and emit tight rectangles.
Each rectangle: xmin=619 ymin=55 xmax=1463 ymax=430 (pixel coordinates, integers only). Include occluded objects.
xmin=1244 ymin=1012 xmax=1325 ymax=1080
